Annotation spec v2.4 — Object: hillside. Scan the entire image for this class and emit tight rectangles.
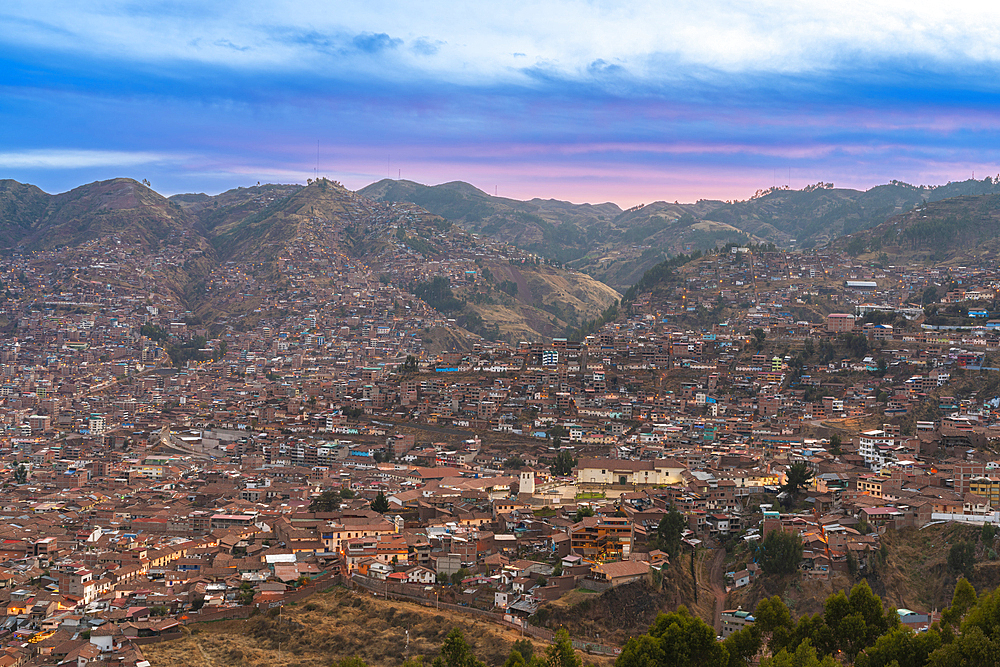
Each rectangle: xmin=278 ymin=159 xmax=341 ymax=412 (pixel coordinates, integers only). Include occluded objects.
xmin=0 ymin=178 xmax=218 ymax=303
xmin=170 ymin=183 xmax=304 ymax=233
xmin=361 ymin=177 xmax=1000 ymax=288
xmin=722 ymin=523 xmax=1000 ymax=624
xmin=0 ymin=179 xmax=49 ymax=248
xmin=830 ymin=192 xmax=1000 ymax=263
xmin=532 ymin=564 xmax=698 ymax=646
xmin=359 ymin=179 xmax=753 ymax=288
xmin=0 ymin=176 xmax=618 ymax=344
xmin=142 ymin=588 xmax=564 ymax=667
xmin=3 ymin=178 xmax=201 ymax=253
xmin=455 ymin=259 xmax=620 ymax=341
xmin=697 ymin=178 xmax=1000 ymax=248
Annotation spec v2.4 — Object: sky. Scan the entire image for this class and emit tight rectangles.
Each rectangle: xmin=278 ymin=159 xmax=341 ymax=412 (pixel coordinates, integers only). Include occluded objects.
xmin=3 ymin=1 xmax=1000 ymax=206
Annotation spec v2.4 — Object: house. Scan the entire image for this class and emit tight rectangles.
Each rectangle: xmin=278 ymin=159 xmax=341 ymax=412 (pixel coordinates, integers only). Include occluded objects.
xmin=731 ymin=569 xmax=750 ymax=589
xmin=720 ymin=608 xmax=754 ymax=638
xmin=404 ymin=565 xmax=436 ymax=585
xmin=588 ymin=560 xmax=651 ymax=588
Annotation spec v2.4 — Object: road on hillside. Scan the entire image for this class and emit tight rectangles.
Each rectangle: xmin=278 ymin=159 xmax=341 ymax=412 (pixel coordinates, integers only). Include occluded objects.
xmin=708 ymin=548 xmax=727 ymax=633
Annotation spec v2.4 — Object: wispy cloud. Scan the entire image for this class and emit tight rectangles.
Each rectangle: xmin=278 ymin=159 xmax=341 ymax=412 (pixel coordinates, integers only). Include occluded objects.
xmin=0 ymin=149 xmax=185 ymax=169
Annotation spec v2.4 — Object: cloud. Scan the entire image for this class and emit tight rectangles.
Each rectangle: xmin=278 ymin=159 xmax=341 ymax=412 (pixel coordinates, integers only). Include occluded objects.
xmin=4 ymin=1 xmax=1000 ymax=87
xmin=351 ymin=32 xmax=401 ymax=54
xmin=411 ymin=37 xmax=443 ymax=56
xmin=213 ymin=39 xmax=250 ymax=52
xmin=587 ymin=59 xmax=624 ymax=76
xmin=0 ymin=149 xmax=184 ymax=169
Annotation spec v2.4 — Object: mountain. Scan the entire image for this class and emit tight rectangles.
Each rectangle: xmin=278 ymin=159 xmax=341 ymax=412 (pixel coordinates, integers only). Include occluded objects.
xmin=359 ymin=179 xmax=621 ymax=261
xmin=0 ymin=179 xmax=49 ymax=248
xmin=169 ymin=183 xmax=304 ymax=236
xmin=359 ymin=179 xmax=752 ymax=288
xmin=831 ymin=192 xmax=1000 ymax=264
xmin=360 ymin=177 xmax=1000 ymax=288
xmin=0 ymin=176 xmax=617 ymax=343
xmin=696 ymin=178 xmax=1000 ymax=248
xmin=0 ymin=178 xmax=217 ymax=304
xmin=0 ymin=178 xmax=200 ymax=252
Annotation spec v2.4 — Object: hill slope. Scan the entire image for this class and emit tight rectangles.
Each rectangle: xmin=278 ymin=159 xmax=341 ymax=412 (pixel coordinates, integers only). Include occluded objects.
xmin=359 ymin=179 xmax=751 ymax=288
xmin=361 ymin=177 xmax=1000 ymax=288
xmin=831 ymin=192 xmax=1000 ymax=263
xmin=143 ymin=588 xmax=559 ymax=667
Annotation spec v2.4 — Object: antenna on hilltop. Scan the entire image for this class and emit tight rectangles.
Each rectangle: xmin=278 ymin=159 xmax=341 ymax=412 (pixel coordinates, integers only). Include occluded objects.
xmin=316 ymin=140 xmax=319 ymax=180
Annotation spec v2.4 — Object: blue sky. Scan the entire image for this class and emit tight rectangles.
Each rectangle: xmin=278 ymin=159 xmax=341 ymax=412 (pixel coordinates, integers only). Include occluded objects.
xmin=2 ymin=1 xmax=1000 ymax=205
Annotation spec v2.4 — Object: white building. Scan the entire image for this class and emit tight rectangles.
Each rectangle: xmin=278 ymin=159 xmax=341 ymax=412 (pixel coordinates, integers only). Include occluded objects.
xmin=858 ymin=430 xmax=898 ymax=471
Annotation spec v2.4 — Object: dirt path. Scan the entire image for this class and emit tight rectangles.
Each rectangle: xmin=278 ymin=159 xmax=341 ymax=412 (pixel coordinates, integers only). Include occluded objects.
xmin=707 ymin=548 xmax=727 ymax=634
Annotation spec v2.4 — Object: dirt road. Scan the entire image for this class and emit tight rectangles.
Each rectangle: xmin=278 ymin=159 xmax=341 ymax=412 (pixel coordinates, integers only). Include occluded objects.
xmin=707 ymin=548 xmax=727 ymax=633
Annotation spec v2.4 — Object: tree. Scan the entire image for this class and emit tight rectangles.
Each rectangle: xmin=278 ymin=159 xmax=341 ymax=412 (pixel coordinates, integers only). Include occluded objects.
xmin=781 ymin=462 xmax=815 ymax=498
xmin=402 ymin=355 xmax=419 ymax=372
xmin=754 ymin=596 xmax=794 ymax=654
xmin=237 ymin=582 xmax=255 ymax=605
xmin=511 ymin=639 xmax=534 ymax=662
xmin=371 ymin=490 xmax=391 ymax=513
xmin=13 ymin=463 xmax=26 ymax=485
xmin=941 ymin=577 xmax=977 ymax=627
xmin=504 ymin=650 xmax=527 ymax=667
xmin=656 ymin=507 xmax=686 ymax=558
xmin=757 ymin=530 xmax=803 ymax=576
xmin=434 ymin=628 xmax=485 ymax=667
xmin=450 ymin=567 xmax=471 ymax=585
xmin=309 ymin=489 xmax=341 ymax=512
xmin=823 ymin=580 xmax=898 ymax=661
xmin=337 ymin=658 xmax=369 ymax=667
xmin=617 ymin=606 xmax=728 ymax=667
xmin=761 ymin=639 xmax=837 ymax=667
xmin=752 ymin=328 xmax=766 ymax=351
xmin=550 ymin=451 xmax=577 ymax=476
xmin=948 ymin=541 xmax=975 ymax=579
xmin=829 ymin=434 xmax=842 ymax=456
xmin=545 ymin=629 xmax=582 ymax=667
xmin=722 ymin=625 xmax=762 ymax=667
xmin=853 ymin=624 xmax=941 ymax=667
xmin=503 ymin=456 xmax=526 ymax=469
xmin=574 ymin=506 xmax=595 ymax=522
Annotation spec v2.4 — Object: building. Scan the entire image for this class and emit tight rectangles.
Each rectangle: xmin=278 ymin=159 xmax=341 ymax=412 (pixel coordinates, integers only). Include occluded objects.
xmin=576 ymin=458 xmax=686 ymax=486
xmin=588 ymin=560 xmax=651 ymax=589
xmin=720 ymin=608 xmax=755 ymax=638
xmin=827 ymin=313 xmax=856 ymax=333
